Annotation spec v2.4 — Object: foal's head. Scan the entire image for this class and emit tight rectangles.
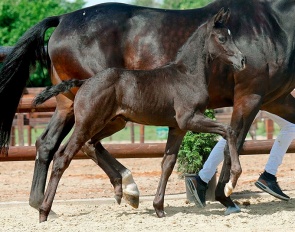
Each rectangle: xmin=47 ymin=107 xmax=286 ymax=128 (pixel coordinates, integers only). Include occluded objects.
xmin=206 ymin=8 xmax=246 ymax=71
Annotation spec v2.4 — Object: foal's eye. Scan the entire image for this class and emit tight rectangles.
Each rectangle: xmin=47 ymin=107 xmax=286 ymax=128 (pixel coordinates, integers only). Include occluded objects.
xmin=218 ymin=36 xmax=226 ymax=43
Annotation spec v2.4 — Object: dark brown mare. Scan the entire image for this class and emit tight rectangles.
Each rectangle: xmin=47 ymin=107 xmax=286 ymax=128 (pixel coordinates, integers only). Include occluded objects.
xmin=32 ymin=9 xmax=245 ymax=222
xmin=1 ymin=0 xmax=295 ymax=217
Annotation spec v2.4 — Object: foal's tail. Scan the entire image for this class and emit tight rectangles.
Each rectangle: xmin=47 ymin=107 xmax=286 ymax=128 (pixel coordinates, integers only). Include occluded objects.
xmin=0 ymin=16 xmax=60 ymax=153
xmin=33 ymin=80 xmax=85 ymax=106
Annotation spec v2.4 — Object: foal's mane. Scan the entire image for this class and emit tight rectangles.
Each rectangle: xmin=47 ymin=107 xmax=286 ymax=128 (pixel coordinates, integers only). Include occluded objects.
xmin=174 ymin=22 xmax=208 ymax=64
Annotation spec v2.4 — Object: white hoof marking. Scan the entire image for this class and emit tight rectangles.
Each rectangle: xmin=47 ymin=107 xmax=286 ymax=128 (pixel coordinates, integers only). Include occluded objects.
xmin=224 ymin=180 xmax=233 ymax=197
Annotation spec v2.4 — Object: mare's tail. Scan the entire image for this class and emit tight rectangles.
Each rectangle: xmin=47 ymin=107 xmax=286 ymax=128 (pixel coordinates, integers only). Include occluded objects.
xmin=33 ymin=80 xmax=85 ymax=106
xmin=0 ymin=16 xmax=60 ymax=154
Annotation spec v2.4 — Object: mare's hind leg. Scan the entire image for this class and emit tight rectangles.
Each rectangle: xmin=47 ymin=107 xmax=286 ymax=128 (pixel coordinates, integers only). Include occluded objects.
xmin=153 ymin=128 xmax=186 ymax=218
xmin=29 ymin=95 xmax=74 ymax=210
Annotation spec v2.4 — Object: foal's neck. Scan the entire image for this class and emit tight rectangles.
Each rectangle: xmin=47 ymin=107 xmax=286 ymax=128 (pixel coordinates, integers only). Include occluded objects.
xmin=175 ymin=25 xmax=208 ymax=76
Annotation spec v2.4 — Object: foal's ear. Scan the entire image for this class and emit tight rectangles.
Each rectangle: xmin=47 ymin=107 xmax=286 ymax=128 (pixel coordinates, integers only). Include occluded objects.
xmin=212 ymin=8 xmax=231 ymax=27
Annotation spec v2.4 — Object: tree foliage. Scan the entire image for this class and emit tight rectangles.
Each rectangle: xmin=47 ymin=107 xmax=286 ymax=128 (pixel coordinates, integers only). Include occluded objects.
xmin=131 ymin=0 xmax=213 ymax=9
xmin=0 ymin=0 xmax=85 ymax=86
xmin=162 ymin=0 xmax=213 ymax=9
xmin=130 ymin=0 xmax=161 ymax=8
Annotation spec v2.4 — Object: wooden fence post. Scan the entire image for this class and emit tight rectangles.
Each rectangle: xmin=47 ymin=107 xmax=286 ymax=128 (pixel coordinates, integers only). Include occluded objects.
xmin=265 ymin=119 xmax=274 ymax=139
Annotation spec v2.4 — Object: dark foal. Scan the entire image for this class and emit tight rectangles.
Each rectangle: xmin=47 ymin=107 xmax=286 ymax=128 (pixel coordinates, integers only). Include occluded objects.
xmin=33 ymin=9 xmax=245 ymax=222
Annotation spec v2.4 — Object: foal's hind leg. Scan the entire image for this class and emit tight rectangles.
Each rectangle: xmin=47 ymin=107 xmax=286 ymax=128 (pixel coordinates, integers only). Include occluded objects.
xmin=29 ymin=95 xmax=74 ymax=210
xmin=153 ymin=128 xmax=186 ymax=218
xmin=81 ymin=117 xmax=139 ymax=208
xmin=83 ymin=142 xmax=140 ymax=208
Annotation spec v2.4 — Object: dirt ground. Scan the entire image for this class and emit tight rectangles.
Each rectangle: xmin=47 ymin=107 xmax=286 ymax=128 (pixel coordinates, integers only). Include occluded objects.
xmin=1 ymin=151 xmax=295 ymax=231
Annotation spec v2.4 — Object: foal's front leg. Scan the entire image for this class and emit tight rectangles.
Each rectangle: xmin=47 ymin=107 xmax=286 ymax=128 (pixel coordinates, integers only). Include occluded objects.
xmin=153 ymin=128 xmax=185 ymax=217
xmin=177 ymin=111 xmax=242 ymax=196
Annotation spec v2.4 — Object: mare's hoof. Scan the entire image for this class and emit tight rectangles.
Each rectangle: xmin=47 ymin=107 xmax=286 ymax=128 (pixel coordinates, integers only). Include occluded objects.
xmin=123 ymin=192 xmax=139 ymax=208
xmin=29 ymin=202 xmax=40 ymax=211
xmin=29 ymin=197 xmax=43 ymax=211
xmin=224 ymin=181 xmax=233 ymax=197
xmin=224 ymin=204 xmax=241 ymax=216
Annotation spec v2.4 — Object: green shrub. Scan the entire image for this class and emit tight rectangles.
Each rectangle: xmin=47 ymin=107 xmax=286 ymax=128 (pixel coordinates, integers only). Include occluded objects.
xmin=177 ymin=109 xmax=218 ymax=177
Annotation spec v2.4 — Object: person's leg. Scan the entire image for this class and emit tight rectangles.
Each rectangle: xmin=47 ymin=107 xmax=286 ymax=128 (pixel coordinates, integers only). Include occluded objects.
xmin=199 ymin=138 xmax=227 ymax=183
xmin=255 ymin=112 xmax=295 ymax=200
xmin=186 ymin=138 xmax=226 ymax=207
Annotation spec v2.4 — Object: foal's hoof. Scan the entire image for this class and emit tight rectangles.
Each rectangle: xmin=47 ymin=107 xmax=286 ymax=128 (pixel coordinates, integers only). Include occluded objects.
xmin=224 ymin=203 xmax=241 ymax=216
xmin=224 ymin=181 xmax=233 ymax=197
xmin=154 ymin=208 xmax=166 ymax=218
xmin=114 ymin=195 xmax=122 ymax=205
xmin=39 ymin=209 xmax=49 ymax=223
xmin=123 ymin=192 xmax=139 ymax=208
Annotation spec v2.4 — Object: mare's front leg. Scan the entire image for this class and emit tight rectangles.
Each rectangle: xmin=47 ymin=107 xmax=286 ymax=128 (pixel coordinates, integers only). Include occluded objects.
xmin=216 ymin=94 xmax=261 ymax=211
xmin=153 ymin=128 xmax=186 ymax=217
xmin=29 ymin=95 xmax=74 ymax=210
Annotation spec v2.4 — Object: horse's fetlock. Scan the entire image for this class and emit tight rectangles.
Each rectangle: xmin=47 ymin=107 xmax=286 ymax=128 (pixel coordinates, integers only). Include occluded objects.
xmin=112 ymin=177 xmax=122 ymax=187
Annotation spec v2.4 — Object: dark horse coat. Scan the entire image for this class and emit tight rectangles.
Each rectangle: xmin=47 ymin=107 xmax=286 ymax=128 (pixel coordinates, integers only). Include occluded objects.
xmin=0 ymin=0 xmax=295 ymax=214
